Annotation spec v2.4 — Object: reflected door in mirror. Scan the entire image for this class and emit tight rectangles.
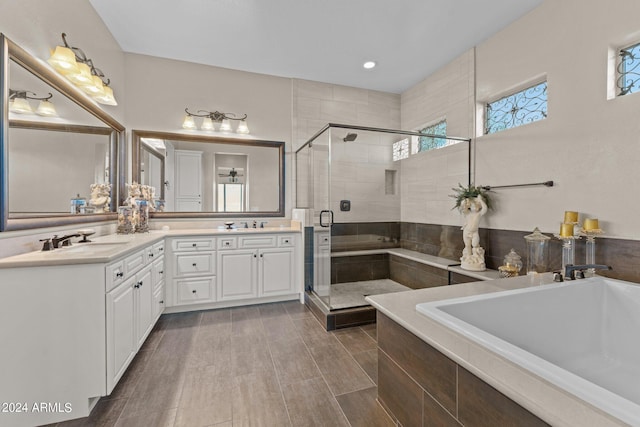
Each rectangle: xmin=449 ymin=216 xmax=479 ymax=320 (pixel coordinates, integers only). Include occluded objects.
xmin=175 ymin=150 xmax=202 ymax=211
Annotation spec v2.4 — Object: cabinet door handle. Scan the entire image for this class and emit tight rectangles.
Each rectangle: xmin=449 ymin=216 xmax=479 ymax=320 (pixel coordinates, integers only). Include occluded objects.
xmin=159 ymin=247 xmax=164 ymax=251
xmin=137 ymin=281 xmax=143 ymax=288
xmin=253 ymin=253 xmax=257 ymax=258
xmin=260 ymin=253 xmax=264 ymax=258
xmin=116 ymin=272 xmax=124 ymax=278
xmin=149 ymin=253 xmax=154 ymax=258
xmin=159 ymin=300 xmax=164 ymax=304
xmin=192 ymin=263 xmax=197 ymax=267
xmin=159 ymin=270 xmax=164 ymax=275
xmin=192 ymin=290 xmax=197 ymax=294
xmin=192 ymin=243 xmax=197 ymax=247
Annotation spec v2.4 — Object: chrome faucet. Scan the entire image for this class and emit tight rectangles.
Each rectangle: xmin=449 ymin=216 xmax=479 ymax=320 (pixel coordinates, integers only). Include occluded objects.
xmin=564 ymin=264 xmax=612 ymax=280
xmin=260 ymin=221 xmax=268 ymax=228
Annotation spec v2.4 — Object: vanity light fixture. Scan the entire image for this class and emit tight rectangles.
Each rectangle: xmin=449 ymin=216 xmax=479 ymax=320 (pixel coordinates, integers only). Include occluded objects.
xmin=47 ymin=33 xmax=117 ymax=106
xmin=182 ymin=108 xmax=250 ymax=134
xmin=9 ymin=89 xmax=58 ymax=117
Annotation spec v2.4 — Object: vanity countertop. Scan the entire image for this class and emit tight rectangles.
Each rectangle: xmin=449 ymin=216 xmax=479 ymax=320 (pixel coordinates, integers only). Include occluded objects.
xmin=366 ymin=274 xmax=625 ymax=427
xmin=0 ymin=227 xmax=301 ymax=269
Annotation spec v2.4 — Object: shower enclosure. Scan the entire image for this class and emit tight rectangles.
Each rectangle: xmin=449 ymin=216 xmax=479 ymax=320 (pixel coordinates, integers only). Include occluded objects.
xmin=295 ymin=123 xmax=470 ymax=312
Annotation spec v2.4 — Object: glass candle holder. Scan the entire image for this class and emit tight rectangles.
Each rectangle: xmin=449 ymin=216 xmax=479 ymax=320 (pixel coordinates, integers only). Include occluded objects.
xmin=524 ymin=227 xmax=550 ymax=275
xmin=135 ymin=200 xmax=149 ymax=233
xmin=117 ymin=206 xmax=134 ymax=234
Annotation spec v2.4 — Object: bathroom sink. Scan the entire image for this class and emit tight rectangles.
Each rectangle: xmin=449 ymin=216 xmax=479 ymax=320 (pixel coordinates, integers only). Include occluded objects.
xmin=59 ymin=242 xmax=128 ymax=255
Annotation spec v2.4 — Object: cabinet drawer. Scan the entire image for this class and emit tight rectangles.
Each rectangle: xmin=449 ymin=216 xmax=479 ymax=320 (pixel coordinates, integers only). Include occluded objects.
xmin=278 ymin=235 xmax=295 ymax=247
xmin=152 ymin=257 xmax=165 ymax=289
xmin=175 ymin=253 xmax=215 ymax=276
xmin=176 ymin=278 xmax=215 ymax=304
xmin=124 ymin=250 xmax=146 ymax=277
xmin=153 ymin=240 xmax=165 ymax=256
xmin=171 ymin=238 xmax=215 ymax=252
xmin=106 ymin=260 xmax=125 ymax=292
xmin=239 ymin=235 xmax=276 ymax=248
xmin=218 ymin=237 xmax=237 ymax=250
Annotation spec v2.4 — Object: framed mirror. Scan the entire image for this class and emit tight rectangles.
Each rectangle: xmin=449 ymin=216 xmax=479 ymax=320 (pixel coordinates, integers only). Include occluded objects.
xmin=0 ymin=34 xmax=125 ymax=231
xmin=132 ymin=130 xmax=285 ymax=218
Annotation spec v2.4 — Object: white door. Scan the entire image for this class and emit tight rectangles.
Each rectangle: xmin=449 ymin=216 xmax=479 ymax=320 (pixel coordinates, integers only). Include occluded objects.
xmin=175 ymin=149 xmax=203 ymax=211
xmin=260 ymin=248 xmax=294 ymax=296
xmin=106 ymin=276 xmax=136 ymax=393
xmin=218 ymin=250 xmax=257 ymax=300
xmin=135 ymin=265 xmax=153 ymax=348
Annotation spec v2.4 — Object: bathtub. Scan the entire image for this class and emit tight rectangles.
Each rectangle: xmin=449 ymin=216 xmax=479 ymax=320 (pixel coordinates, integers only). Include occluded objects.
xmin=416 ymin=277 xmax=640 ymax=426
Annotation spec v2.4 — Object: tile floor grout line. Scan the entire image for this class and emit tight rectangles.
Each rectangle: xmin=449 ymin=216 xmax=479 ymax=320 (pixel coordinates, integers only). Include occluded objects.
xmin=260 ymin=305 xmax=295 ymax=427
xmin=295 ymin=312 xmax=354 ymax=426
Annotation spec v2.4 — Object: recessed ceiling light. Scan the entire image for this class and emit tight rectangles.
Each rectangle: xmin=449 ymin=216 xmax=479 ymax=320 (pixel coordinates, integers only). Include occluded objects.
xmin=363 ymin=61 xmax=376 ymax=69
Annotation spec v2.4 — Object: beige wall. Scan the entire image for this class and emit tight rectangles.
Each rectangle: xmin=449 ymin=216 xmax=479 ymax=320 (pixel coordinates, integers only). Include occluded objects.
xmin=399 ymin=0 xmax=640 ymax=239
xmin=400 ymin=50 xmax=475 ymax=226
xmin=474 ymin=0 xmax=640 ymax=238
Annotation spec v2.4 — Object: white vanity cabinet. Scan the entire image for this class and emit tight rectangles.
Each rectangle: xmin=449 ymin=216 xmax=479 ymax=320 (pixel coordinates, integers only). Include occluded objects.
xmin=217 ymin=234 xmax=297 ymax=301
xmin=166 ymin=236 xmax=217 ymax=307
xmin=106 ymin=240 xmax=165 ymax=394
xmin=0 ymin=236 xmax=165 ymax=427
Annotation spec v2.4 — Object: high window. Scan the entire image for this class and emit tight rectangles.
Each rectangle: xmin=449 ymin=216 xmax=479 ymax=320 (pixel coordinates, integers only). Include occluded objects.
xmin=485 ymin=81 xmax=547 ymax=134
xmin=392 ymin=138 xmax=410 ymax=161
xmin=417 ymin=120 xmax=448 ymax=152
xmin=617 ymin=42 xmax=640 ymax=96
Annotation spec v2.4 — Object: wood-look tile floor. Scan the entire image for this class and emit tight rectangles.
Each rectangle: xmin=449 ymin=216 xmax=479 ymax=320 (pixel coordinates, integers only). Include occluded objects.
xmin=53 ymin=301 xmax=395 ymax=427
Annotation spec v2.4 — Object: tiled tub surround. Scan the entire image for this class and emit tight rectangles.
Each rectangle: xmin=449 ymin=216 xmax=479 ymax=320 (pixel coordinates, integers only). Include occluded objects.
xmin=367 ymin=275 xmax=630 ymax=427
xmin=332 ymin=222 xmax=640 ymax=284
xmin=417 ymin=277 xmax=640 ymax=426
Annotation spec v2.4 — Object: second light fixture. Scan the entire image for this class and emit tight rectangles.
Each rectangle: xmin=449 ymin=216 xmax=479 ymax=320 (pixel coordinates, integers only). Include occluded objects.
xmin=182 ymin=108 xmax=250 ymax=134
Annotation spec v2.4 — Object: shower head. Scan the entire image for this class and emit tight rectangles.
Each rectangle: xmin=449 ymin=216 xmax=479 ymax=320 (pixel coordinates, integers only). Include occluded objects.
xmin=343 ymin=133 xmax=358 ymax=142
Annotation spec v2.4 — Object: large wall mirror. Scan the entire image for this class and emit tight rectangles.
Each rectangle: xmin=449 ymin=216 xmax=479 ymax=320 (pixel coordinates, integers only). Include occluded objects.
xmin=132 ymin=130 xmax=285 ymax=218
xmin=0 ymin=34 xmax=124 ymax=231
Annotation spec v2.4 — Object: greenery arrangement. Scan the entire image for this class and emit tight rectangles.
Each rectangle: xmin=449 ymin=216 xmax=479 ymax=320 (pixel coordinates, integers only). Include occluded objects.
xmin=450 ymin=183 xmax=493 ymax=210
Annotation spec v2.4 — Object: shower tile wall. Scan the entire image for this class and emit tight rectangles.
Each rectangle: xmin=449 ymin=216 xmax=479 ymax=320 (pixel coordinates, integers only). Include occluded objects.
xmin=292 ymin=79 xmax=402 ymax=224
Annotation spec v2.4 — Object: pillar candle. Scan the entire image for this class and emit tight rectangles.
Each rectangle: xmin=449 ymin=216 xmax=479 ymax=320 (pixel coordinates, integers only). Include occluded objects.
xmin=559 ymin=223 xmax=574 ymax=237
xmin=583 ymin=218 xmax=600 ymax=231
xmin=564 ymin=211 xmax=579 ymax=223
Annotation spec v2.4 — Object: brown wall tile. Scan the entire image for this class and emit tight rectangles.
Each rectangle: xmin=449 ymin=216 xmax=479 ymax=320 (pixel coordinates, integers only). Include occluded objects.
xmin=423 ymin=390 xmax=462 ymax=427
xmin=378 ymin=349 xmax=423 ymax=427
xmin=377 ymin=313 xmax=457 ymax=414
xmin=458 ymin=367 xmax=549 ymax=427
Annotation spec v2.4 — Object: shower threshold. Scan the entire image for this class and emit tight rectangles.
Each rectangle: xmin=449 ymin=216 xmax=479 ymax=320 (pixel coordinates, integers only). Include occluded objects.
xmin=306 ymin=279 xmax=411 ymax=330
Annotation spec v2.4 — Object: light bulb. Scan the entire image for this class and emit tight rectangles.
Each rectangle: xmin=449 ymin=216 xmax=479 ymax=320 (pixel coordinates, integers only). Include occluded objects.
xmin=182 ymin=115 xmax=197 ymax=130
xmin=220 ymin=119 xmax=232 ymax=132
xmin=94 ymin=85 xmax=117 ymax=106
xmin=236 ymin=120 xmax=250 ymax=134
xmin=201 ymin=117 xmax=215 ymax=131
xmin=36 ymin=100 xmax=58 ymax=117
xmin=66 ymin=62 xmax=93 ymax=85
xmin=48 ymin=46 xmax=79 ymax=75
xmin=83 ymin=75 xmax=106 ymax=96
xmin=10 ymin=97 xmax=33 ymax=114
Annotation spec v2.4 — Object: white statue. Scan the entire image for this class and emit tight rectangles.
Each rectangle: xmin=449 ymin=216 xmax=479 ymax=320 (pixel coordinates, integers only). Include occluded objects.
xmin=89 ymin=183 xmax=111 ymax=213
xmin=124 ymin=182 xmax=142 ymax=208
xmin=460 ymin=195 xmax=488 ymax=271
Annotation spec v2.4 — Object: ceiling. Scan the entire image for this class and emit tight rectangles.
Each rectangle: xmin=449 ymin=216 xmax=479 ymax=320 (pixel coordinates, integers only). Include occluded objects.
xmin=89 ymin=0 xmax=543 ymax=94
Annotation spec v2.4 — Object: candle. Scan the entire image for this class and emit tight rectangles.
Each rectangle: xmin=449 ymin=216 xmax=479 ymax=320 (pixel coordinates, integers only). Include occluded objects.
xmin=559 ymin=223 xmax=574 ymax=237
xmin=564 ymin=211 xmax=579 ymax=223
xmin=583 ymin=218 xmax=600 ymax=231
